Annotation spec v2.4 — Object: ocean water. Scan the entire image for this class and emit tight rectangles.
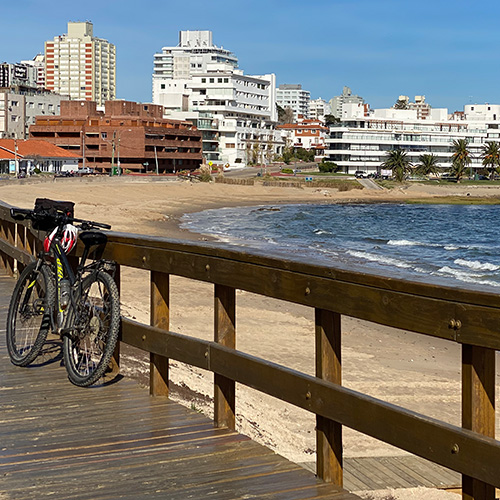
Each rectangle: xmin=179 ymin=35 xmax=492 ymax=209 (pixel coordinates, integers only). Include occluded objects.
xmin=180 ymin=203 xmax=500 ymax=291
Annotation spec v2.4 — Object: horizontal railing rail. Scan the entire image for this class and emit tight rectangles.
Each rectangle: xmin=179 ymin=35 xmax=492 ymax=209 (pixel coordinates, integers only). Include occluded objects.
xmin=0 ymin=200 xmax=498 ymax=499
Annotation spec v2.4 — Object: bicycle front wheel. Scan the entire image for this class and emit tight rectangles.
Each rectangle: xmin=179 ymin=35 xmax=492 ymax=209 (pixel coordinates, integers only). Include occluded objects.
xmin=6 ymin=261 xmax=55 ymax=366
xmin=63 ymin=270 xmax=120 ymax=387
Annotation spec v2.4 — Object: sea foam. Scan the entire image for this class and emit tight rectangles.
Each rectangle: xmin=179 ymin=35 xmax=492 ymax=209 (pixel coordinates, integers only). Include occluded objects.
xmin=454 ymin=259 xmax=500 ymax=272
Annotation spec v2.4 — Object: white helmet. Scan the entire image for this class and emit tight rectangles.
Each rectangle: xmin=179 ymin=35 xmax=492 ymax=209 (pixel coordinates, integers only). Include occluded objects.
xmin=44 ymin=224 xmax=79 ymax=253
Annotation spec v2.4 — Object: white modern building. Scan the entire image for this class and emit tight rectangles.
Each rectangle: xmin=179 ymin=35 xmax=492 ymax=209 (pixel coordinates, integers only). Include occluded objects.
xmin=153 ymin=31 xmax=280 ymax=166
xmin=276 ymin=84 xmax=310 ymax=120
xmin=20 ymin=54 xmax=46 ymax=89
xmin=44 ymin=21 xmax=116 ymax=106
xmin=309 ymin=98 xmax=331 ymax=122
xmin=329 ymin=86 xmax=364 ymax=119
xmin=325 ymin=103 xmax=498 ymax=175
xmin=152 ymin=30 xmax=238 ymax=102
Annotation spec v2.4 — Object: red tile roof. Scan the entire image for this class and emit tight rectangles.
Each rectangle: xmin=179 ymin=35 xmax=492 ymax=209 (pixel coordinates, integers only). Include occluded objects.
xmin=0 ymin=139 xmax=80 ymax=160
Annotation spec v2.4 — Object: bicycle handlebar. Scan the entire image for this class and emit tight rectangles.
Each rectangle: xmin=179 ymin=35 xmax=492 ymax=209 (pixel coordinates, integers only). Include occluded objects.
xmin=10 ymin=208 xmax=111 ymax=231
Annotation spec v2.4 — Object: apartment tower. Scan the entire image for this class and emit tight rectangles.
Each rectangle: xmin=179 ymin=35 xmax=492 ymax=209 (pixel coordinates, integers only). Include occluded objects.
xmin=276 ymin=84 xmax=310 ymax=120
xmin=152 ymin=30 xmax=238 ymax=103
xmin=44 ymin=22 xmax=116 ymax=106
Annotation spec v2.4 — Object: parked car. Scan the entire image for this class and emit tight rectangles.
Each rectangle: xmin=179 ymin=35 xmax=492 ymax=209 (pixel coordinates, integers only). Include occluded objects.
xmin=77 ymin=167 xmax=94 ymax=175
xmin=354 ymin=170 xmax=368 ymax=178
xmin=440 ymin=173 xmax=457 ymax=181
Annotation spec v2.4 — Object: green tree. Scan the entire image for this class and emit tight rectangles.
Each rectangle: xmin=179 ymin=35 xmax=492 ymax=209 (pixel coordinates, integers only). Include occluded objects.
xmin=450 ymin=139 xmax=471 ymax=181
xmin=318 ymin=161 xmax=339 ymax=173
xmin=282 ymin=147 xmax=293 ymax=165
xmin=381 ymin=149 xmax=412 ymax=182
xmin=394 ymin=98 xmax=408 ymax=109
xmin=324 ymin=114 xmax=340 ymax=126
xmin=295 ymin=148 xmax=315 ymax=162
xmin=415 ymin=154 xmax=441 ymax=177
xmin=481 ymin=141 xmax=500 ymax=179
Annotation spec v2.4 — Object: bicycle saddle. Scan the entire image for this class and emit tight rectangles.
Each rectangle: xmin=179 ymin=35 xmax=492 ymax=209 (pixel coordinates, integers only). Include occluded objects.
xmin=79 ymin=231 xmax=108 ymax=247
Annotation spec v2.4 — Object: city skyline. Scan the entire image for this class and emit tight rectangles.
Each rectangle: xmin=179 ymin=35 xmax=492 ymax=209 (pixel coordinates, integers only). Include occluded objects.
xmin=3 ymin=0 xmax=500 ymax=111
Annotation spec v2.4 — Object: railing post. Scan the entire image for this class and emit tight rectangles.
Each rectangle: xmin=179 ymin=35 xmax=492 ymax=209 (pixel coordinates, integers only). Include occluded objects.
xmin=0 ymin=218 xmax=5 ymax=270
xmin=150 ymin=270 xmax=170 ymax=397
xmin=214 ymin=284 xmax=235 ymax=430
xmin=462 ymin=344 xmax=496 ymax=500
xmin=315 ymin=308 xmax=342 ymax=485
xmin=1 ymin=219 xmax=16 ymax=276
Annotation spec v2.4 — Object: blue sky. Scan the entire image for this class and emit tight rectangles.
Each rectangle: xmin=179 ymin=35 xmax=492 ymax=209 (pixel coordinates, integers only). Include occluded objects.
xmin=3 ymin=0 xmax=499 ymax=111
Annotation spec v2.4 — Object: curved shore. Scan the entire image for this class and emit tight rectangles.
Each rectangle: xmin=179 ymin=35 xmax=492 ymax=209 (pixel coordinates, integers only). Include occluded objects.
xmin=1 ymin=177 xmax=499 ymax=497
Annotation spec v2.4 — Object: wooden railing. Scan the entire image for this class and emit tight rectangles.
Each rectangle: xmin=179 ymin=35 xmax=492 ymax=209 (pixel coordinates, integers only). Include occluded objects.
xmin=0 ymin=200 xmax=499 ymax=499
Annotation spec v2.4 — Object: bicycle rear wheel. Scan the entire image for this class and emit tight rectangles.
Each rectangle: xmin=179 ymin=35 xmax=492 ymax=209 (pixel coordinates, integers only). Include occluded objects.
xmin=63 ymin=270 xmax=120 ymax=387
xmin=6 ymin=261 xmax=54 ymax=366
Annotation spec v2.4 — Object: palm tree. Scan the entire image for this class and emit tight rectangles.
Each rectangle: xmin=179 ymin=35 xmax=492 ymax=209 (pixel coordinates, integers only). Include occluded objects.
xmin=415 ymin=154 xmax=440 ymax=178
xmin=381 ymin=149 xmax=412 ymax=182
xmin=450 ymin=139 xmax=471 ymax=181
xmin=481 ymin=141 xmax=500 ymax=179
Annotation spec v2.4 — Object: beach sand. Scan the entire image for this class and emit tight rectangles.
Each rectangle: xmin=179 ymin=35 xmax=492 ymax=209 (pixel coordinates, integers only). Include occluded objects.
xmin=2 ymin=176 xmax=499 ymax=497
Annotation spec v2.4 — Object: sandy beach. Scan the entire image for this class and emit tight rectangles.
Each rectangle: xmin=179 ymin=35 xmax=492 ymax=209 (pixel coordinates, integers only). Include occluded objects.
xmin=1 ymin=176 xmax=499 ymax=498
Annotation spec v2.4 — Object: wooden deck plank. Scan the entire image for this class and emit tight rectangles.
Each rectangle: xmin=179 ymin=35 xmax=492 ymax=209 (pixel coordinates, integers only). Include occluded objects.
xmin=350 ymin=457 xmax=415 ymax=489
xmin=397 ymin=456 xmax=461 ymax=488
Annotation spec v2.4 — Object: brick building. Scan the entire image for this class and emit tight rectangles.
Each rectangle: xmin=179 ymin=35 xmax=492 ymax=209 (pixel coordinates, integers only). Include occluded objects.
xmin=29 ymin=100 xmax=202 ymax=173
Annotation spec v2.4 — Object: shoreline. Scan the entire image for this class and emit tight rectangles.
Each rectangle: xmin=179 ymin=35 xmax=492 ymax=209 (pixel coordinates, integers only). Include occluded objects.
xmin=1 ymin=177 xmax=499 ymax=492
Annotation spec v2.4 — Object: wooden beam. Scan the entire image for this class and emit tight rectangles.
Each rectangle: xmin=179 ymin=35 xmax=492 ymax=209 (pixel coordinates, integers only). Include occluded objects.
xmin=150 ymin=270 xmax=170 ymax=397
xmin=214 ymin=284 xmax=236 ymax=430
xmin=101 ymin=240 xmax=500 ymax=350
xmin=316 ymin=308 xmax=342 ymax=485
xmin=462 ymin=345 xmax=496 ymax=500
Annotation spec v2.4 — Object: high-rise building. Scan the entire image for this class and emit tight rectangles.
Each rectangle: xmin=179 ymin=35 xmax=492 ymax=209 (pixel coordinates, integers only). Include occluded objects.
xmin=309 ymin=98 xmax=331 ymax=122
xmin=44 ymin=21 xmax=116 ymax=106
xmin=276 ymin=84 xmax=310 ymax=120
xmin=152 ymin=30 xmax=238 ymax=102
xmin=153 ymin=31 xmax=279 ymax=167
xmin=329 ymin=86 xmax=364 ymax=118
xmin=20 ymin=54 xmax=46 ymax=89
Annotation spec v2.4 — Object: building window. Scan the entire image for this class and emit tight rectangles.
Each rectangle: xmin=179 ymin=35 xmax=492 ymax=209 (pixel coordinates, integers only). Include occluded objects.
xmin=201 ymin=78 xmax=206 ymax=83
xmin=209 ymin=78 xmax=214 ymax=83
xmin=161 ymin=84 xmax=165 ymax=89
xmin=101 ymin=132 xmax=107 ymax=139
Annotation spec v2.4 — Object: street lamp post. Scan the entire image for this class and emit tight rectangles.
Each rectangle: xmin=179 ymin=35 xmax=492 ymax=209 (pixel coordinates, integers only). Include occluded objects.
xmin=14 ymin=137 xmax=19 ymax=175
xmin=117 ymin=135 xmax=121 ymax=176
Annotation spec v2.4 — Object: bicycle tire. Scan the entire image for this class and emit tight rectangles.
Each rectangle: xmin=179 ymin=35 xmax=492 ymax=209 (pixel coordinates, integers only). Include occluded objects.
xmin=6 ymin=261 xmax=55 ymax=366
xmin=63 ymin=270 xmax=120 ymax=387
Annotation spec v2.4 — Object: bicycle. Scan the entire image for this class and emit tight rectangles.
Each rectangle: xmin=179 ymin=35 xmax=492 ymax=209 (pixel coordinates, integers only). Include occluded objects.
xmin=6 ymin=198 xmax=120 ymax=387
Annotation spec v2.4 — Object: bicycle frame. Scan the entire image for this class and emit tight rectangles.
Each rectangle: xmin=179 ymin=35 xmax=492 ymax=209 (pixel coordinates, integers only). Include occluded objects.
xmin=45 ymin=233 xmax=111 ymax=336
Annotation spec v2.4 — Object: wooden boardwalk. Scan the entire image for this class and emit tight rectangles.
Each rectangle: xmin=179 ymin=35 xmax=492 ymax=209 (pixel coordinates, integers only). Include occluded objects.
xmin=0 ymin=273 xmax=356 ymax=499
xmin=0 ymin=272 xmax=460 ymax=498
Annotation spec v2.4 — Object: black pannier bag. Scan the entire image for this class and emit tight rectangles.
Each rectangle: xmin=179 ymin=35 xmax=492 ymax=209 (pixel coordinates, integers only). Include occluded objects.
xmin=32 ymin=198 xmax=75 ymax=231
